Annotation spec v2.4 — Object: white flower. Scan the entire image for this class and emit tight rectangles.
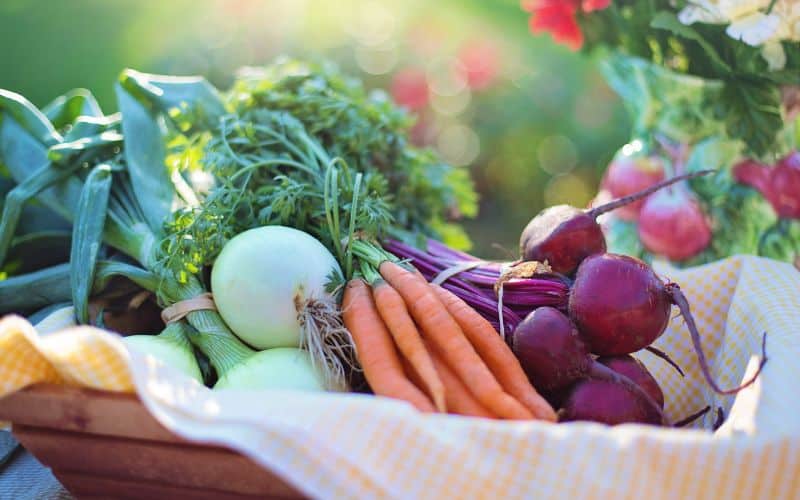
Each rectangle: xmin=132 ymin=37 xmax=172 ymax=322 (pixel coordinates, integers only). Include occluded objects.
xmin=678 ymin=0 xmax=798 ymax=69
xmin=726 ymin=11 xmax=780 ymax=46
xmin=770 ymin=0 xmax=800 ymax=41
xmin=761 ymin=41 xmax=787 ymax=71
xmin=677 ymin=0 xmax=728 ymax=24
xmin=678 ymin=0 xmax=772 ymax=26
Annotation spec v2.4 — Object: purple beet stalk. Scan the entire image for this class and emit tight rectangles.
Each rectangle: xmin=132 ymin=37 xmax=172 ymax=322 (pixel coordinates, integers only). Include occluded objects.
xmin=384 ymin=239 xmax=570 ymax=337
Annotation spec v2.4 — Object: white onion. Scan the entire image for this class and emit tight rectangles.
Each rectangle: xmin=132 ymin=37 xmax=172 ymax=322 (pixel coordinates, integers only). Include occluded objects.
xmin=214 ymin=347 xmax=326 ymax=391
xmin=211 ymin=226 xmax=341 ymax=350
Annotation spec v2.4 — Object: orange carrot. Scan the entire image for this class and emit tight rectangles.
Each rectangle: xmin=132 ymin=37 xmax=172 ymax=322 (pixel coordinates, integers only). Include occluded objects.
xmin=373 ymin=281 xmax=447 ymax=413
xmin=431 ymin=284 xmax=557 ymax=422
xmin=342 ymin=279 xmax=436 ymax=413
xmin=405 ymin=343 xmax=495 ymax=419
xmin=379 ymin=261 xmax=533 ymax=420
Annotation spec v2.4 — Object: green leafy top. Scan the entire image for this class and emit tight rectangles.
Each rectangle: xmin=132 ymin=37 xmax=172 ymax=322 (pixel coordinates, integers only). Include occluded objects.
xmin=580 ymin=2 xmax=799 ymax=158
xmin=228 ymin=59 xmax=478 ymax=242
xmin=158 ymin=60 xmax=478 ymax=287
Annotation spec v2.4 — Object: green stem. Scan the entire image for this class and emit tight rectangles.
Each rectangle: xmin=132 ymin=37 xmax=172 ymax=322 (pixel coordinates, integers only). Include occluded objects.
xmin=323 ymin=164 xmax=344 ymax=262
xmin=247 ymin=122 xmax=315 ymax=166
xmin=344 ymin=172 xmax=362 ymax=280
xmin=330 ymin=166 xmax=342 ymax=259
xmin=183 ymin=310 xmax=254 ymax=377
xmin=766 ymin=0 xmax=778 ymax=13
xmin=94 ymin=260 xmax=163 ymax=294
xmin=297 ymin=128 xmax=333 ymax=171
xmin=350 ymin=239 xmax=392 ymax=268
xmin=229 ymin=158 xmax=317 ymax=181
xmin=71 ymin=165 xmax=113 ymax=324
xmin=159 ymin=321 xmax=193 ymax=347
xmin=173 ymin=276 xmax=255 ymax=378
xmin=359 ymin=260 xmax=382 ymax=285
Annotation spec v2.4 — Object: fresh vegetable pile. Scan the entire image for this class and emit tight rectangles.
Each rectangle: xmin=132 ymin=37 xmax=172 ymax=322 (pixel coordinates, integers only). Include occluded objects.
xmin=0 ymin=59 xmax=767 ymax=427
xmin=387 ymin=176 xmax=768 ymax=425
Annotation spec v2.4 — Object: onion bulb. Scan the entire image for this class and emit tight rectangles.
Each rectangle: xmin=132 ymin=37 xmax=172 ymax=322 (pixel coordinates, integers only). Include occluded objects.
xmin=211 ymin=226 xmax=341 ymax=350
xmin=214 ymin=347 xmax=326 ymax=391
xmin=124 ymin=322 xmax=203 ymax=383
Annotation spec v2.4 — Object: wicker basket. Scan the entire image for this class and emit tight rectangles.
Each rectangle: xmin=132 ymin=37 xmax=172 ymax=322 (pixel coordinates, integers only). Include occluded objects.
xmin=0 ymin=384 xmax=305 ymax=500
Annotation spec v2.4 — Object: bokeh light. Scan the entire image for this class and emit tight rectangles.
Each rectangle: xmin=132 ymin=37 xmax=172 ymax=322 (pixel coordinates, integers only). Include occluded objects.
xmin=543 ymin=173 xmax=593 ymax=208
xmin=356 ymin=44 xmax=398 ymax=75
xmin=537 ymin=135 xmax=578 ymax=175
xmin=437 ymin=124 xmax=481 ymax=167
xmin=0 ymin=0 xmax=630 ymax=256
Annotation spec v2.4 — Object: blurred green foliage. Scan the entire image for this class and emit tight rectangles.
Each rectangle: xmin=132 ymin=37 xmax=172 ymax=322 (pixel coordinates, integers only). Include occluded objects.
xmin=0 ymin=0 xmax=629 ymax=256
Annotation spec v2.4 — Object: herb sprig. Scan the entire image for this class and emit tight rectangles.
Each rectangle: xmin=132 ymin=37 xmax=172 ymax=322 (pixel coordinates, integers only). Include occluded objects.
xmin=159 ymin=60 xmax=477 ymax=287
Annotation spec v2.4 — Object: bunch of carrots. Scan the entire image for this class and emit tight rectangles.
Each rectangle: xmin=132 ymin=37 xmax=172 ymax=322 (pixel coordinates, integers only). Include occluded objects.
xmin=343 ymin=241 xmax=556 ymax=421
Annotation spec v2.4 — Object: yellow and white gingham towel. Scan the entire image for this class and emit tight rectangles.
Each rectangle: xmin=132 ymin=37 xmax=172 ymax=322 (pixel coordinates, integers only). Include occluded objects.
xmin=0 ymin=255 xmax=798 ymax=499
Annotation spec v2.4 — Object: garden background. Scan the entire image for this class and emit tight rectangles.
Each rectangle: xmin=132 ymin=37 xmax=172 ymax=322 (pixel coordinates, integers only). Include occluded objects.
xmin=0 ymin=0 xmax=630 ymax=256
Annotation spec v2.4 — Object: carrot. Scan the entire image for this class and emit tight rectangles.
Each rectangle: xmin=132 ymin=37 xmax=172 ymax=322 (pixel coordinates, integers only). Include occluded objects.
xmin=379 ymin=261 xmax=533 ymax=420
xmin=431 ymin=284 xmax=557 ymax=422
xmin=405 ymin=343 xmax=495 ymax=418
xmin=342 ymin=279 xmax=436 ymax=413
xmin=373 ymin=281 xmax=447 ymax=413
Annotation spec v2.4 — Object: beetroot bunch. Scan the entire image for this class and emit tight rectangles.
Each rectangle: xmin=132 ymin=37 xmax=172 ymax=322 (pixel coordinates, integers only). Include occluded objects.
xmin=515 ymin=173 xmax=767 ymax=426
xmin=391 ymin=172 xmax=768 ymax=427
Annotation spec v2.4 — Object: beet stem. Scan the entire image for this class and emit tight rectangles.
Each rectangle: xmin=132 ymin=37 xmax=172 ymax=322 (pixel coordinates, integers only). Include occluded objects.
xmin=668 ymin=284 xmax=768 ymax=395
xmin=586 ymin=362 xmax=668 ymax=425
xmin=644 ymin=346 xmax=686 ymax=377
xmin=588 ymin=170 xmax=715 ymax=218
xmin=673 ymin=406 xmax=710 ymax=428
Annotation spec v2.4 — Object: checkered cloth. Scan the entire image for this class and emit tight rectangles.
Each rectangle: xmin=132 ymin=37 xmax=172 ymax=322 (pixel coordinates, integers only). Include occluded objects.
xmin=0 ymin=255 xmax=798 ymax=499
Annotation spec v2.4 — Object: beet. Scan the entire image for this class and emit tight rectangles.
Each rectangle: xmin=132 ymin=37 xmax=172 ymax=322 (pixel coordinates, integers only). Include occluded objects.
xmin=539 ymin=388 xmax=570 ymax=410
xmin=569 ymin=253 xmax=768 ymax=395
xmin=597 ymin=354 xmax=664 ymax=408
xmin=733 ymin=158 xmax=771 ymax=196
xmin=569 ymin=253 xmax=670 ymax=356
xmin=603 ymin=152 xmax=665 ymax=221
xmin=558 ymin=379 xmax=663 ymax=426
xmin=520 ymin=170 xmax=712 ymax=275
xmin=769 ymin=151 xmax=800 ymax=219
xmin=511 ymin=306 xmax=591 ymax=392
xmin=512 ymin=307 xmax=667 ymax=424
xmin=637 ymin=184 xmax=712 ymax=261
xmin=734 ymin=151 xmax=800 ymax=219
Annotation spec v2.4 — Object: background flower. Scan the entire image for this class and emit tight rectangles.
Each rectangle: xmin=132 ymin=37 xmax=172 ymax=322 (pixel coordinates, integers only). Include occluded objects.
xmin=522 ymin=0 xmax=611 ymax=50
xmin=678 ymin=0 xmax=797 ymax=69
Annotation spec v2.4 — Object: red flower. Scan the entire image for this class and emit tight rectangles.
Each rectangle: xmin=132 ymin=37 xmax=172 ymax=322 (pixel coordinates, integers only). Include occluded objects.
xmin=390 ymin=69 xmax=429 ymax=111
xmin=457 ymin=40 xmax=501 ymax=91
xmin=522 ymin=0 xmax=611 ymax=50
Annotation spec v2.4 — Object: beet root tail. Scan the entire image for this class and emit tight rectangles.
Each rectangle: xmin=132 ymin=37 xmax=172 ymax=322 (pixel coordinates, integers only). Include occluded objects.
xmin=673 ymin=406 xmax=710 ymax=428
xmin=713 ymin=407 xmax=726 ymax=431
xmin=667 ymin=283 xmax=768 ymax=395
xmin=644 ymin=345 xmax=685 ymax=377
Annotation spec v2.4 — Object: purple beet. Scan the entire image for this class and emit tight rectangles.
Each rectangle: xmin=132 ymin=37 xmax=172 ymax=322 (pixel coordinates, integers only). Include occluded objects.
xmin=511 ymin=306 xmax=667 ymax=424
xmin=519 ymin=170 xmax=713 ymax=275
xmin=569 ymin=252 xmax=768 ymax=395
xmin=569 ymin=253 xmax=671 ymax=356
xmin=558 ymin=379 xmax=663 ymax=426
xmin=511 ymin=306 xmax=591 ymax=392
xmin=598 ymin=354 xmax=665 ymax=409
